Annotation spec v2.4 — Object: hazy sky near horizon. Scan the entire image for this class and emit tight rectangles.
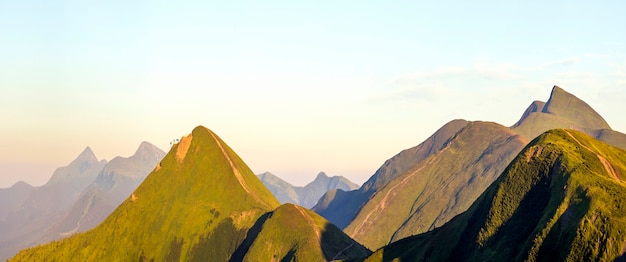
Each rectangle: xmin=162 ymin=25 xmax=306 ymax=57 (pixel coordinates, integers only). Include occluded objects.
xmin=1 ymin=1 xmax=625 ymax=188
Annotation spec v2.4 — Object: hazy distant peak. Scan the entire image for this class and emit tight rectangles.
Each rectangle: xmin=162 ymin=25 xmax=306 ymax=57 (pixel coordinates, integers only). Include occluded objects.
xmin=258 ymin=171 xmax=276 ymax=180
xmin=75 ymin=146 xmax=99 ymax=164
xmin=10 ymin=180 xmax=33 ymax=190
xmin=134 ymin=141 xmax=165 ymax=159
xmin=314 ymin=172 xmax=330 ymax=180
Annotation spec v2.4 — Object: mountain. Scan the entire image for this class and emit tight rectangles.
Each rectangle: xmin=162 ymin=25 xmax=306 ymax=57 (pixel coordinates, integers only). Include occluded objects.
xmin=364 ymin=129 xmax=626 ymax=261
xmin=12 ymin=126 xmax=369 ymax=261
xmin=311 ymin=86 xmax=626 ymax=251
xmin=0 ymin=147 xmax=107 ymax=261
xmin=257 ymin=171 xmax=359 ymax=208
xmin=232 ymin=203 xmax=370 ymax=261
xmin=512 ymin=86 xmax=626 ymax=149
xmin=43 ymin=142 xmax=165 ymax=241
xmin=0 ymin=181 xmax=34 ymax=217
xmin=312 ymin=119 xmax=470 ymax=228
xmin=343 ymin=121 xmax=527 ymax=250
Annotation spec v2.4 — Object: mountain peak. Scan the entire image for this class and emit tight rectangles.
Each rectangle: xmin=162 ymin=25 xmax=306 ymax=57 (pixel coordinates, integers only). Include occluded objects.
xmin=76 ymin=146 xmax=98 ymax=164
xmin=367 ymin=128 xmax=626 ymax=261
xmin=46 ymin=146 xmax=106 ymax=186
xmin=512 ymin=100 xmax=546 ymax=128
xmin=511 ymin=86 xmax=615 ymax=141
xmin=12 ymin=126 xmax=281 ymax=261
xmin=542 ymin=85 xmax=611 ymax=129
xmin=134 ymin=141 xmax=166 ymax=160
xmin=314 ymin=172 xmax=329 ymax=180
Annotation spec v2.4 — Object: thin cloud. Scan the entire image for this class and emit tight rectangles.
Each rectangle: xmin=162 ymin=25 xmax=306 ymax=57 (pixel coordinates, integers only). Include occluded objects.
xmin=556 ymin=71 xmax=602 ymax=78
xmin=389 ymin=66 xmax=468 ymax=85
xmin=472 ymin=62 xmax=519 ymax=79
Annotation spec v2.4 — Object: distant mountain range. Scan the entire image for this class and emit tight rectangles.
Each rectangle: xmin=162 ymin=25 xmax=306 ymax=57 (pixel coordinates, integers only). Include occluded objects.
xmin=11 ymin=126 xmax=370 ymax=261
xmin=257 ymin=171 xmax=359 ymax=208
xmin=9 ymin=85 xmax=626 ymax=261
xmin=0 ymin=143 xmax=164 ymax=261
xmin=313 ymin=86 xmax=626 ymax=250
xmin=364 ymin=129 xmax=626 ymax=261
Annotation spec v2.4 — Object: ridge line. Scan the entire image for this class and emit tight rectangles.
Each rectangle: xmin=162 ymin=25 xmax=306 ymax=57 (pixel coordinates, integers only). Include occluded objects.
xmin=564 ymin=130 xmax=621 ymax=183
xmin=208 ymin=131 xmax=271 ymax=209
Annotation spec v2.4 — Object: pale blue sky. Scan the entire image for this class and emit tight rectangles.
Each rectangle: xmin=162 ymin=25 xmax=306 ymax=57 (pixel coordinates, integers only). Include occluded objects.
xmin=1 ymin=1 xmax=625 ymax=187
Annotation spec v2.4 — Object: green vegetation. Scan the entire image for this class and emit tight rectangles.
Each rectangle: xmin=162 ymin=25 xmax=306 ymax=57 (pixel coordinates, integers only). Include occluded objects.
xmin=362 ymin=129 xmax=626 ymax=261
xmin=11 ymin=126 xmax=370 ymax=262
xmin=237 ymin=204 xmax=371 ymax=261
xmin=344 ymin=121 xmax=526 ymax=250
xmin=11 ymin=126 xmax=280 ymax=261
xmin=313 ymin=119 xmax=469 ymax=229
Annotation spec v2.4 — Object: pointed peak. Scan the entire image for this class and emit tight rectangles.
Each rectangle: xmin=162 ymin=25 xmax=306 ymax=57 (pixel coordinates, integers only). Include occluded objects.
xmin=512 ymin=100 xmax=546 ymax=128
xmin=258 ymin=172 xmax=277 ymax=180
xmin=10 ymin=180 xmax=33 ymax=189
xmin=542 ymin=86 xmax=611 ymax=129
xmin=192 ymin=125 xmax=213 ymax=136
xmin=76 ymin=146 xmax=98 ymax=163
xmin=315 ymin=172 xmax=329 ymax=179
xmin=544 ymin=85 xmax=574 ymax=112
xmin=134 ymin=141 xmax=165 ymax=158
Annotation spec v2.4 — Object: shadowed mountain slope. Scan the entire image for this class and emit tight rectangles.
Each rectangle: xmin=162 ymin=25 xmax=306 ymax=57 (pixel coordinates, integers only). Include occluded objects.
xmin=257 ymin=172 xmax=359 ymax=208
xmin=232 ymin=203 xmax=371 ymax=261
xmin=363 ymin=129 xmax=626 ymax=261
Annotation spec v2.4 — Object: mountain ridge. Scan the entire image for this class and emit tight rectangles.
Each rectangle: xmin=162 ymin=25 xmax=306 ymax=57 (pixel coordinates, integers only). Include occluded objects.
xmin=363 ymin=129 xmax=626 ymax=261
xmin=257 ymin=171 xmax=359 ymax=208
xmin=313 ymin=85 xmax=626 ymax=251
xmin=312 ymin=119 xmax=470 ymax=228
xmin=0 ymin=147 xmax=107 ymax=261
xmin=344 ymin=121 xmax=527 ymax=250
xmin=11 ymin=126 xmax=369 ymax=261
xmin=41 ymin=141 xmax=165 ymax=243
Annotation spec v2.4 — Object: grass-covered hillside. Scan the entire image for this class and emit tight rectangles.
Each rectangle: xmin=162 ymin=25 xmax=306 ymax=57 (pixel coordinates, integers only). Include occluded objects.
xmin=364 ymin=129 xmax=626 ymax=261
xmin=312 ymin=119 xmax=469 ymax=229
xmin=343 ymin=121 xmax=527 ymax=250
xmin=11 ymin=126 xmax=281 ymax=261
xmin=234 ymin=203 xmax=371 ymax=261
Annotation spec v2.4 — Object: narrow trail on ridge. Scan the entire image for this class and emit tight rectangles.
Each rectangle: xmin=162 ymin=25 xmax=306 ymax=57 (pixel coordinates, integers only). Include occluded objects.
xmin=565 ymin=130 xmax=621 ymax=183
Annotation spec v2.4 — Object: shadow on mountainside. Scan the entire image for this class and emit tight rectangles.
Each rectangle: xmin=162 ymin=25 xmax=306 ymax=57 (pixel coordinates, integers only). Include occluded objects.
xmin=321 ymin=222 xmax=372 ymax=261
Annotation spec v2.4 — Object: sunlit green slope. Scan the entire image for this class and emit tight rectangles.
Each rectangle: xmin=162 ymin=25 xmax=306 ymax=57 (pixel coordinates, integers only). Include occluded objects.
xmin=344 ymin=121 xmax=527 ymax=250
xmin=364 ymin=129 xmax=626 ymax=261
xmin=11 ymin=126 xmax=280 ymax=261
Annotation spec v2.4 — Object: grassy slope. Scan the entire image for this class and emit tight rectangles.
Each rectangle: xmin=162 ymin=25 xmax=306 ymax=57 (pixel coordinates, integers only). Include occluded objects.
xmin=343 ymin=121 xmax=526 ymax=250
xmin=235 ymin=203 xmax=371 ymax=261
xmin=11 ymin=126 xmax=280 ymax=261
xmin=312 ymin=119 xmax=469 ymax=229
xmin=364 ymin=129 xmax=626 ymax=261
